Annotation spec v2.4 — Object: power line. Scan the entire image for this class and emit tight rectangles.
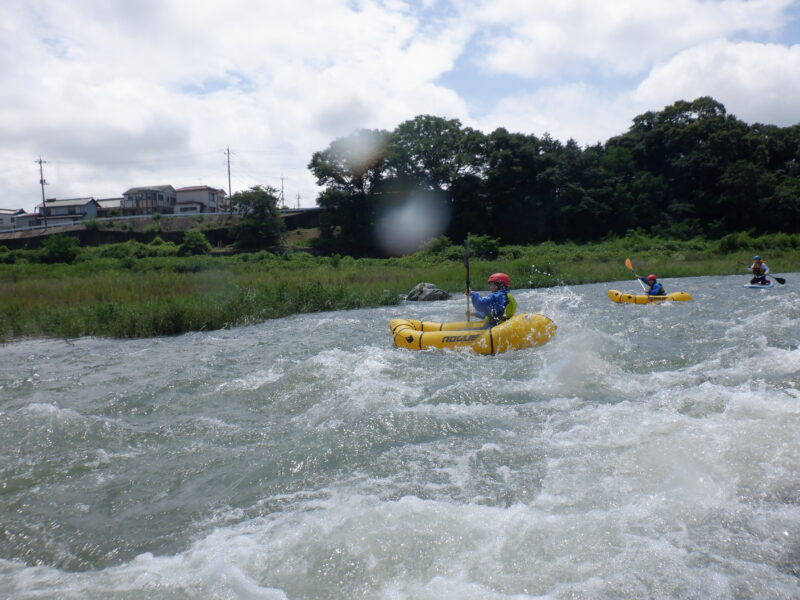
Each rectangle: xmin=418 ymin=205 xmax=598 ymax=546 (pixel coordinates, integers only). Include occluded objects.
xmin=42 ymin=150 xmax=223 ymax=168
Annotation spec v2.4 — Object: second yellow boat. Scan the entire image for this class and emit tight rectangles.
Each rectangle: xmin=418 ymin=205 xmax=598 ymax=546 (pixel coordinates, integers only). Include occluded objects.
xmin=607 ymin=290 xmax=692 ymax=304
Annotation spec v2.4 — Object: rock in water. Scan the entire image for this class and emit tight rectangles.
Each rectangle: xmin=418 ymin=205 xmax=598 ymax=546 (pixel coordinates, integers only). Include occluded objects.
xmin=406 ymin=282 xmax=451 ymax=301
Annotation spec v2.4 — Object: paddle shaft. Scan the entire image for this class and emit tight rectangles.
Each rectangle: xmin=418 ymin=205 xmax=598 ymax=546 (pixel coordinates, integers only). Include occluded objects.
xmin=464 ymin=237 xmax=471 ymax=322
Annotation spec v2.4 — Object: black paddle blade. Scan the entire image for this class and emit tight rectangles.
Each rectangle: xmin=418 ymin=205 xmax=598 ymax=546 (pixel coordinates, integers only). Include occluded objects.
xmin=774 ymin=276 xmax=786 ymax=285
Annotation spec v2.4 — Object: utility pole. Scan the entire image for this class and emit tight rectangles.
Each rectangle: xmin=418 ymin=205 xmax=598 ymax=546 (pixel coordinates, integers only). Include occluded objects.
xmin=280 ymin=175 xmax=287 ymax=209
xmin=225 ymin=146 xmax=232 ymax=214
xmin=35 ymin=156 xmax=48 ymax=228
xmin=296 ymin=192 xmax=301 ymax=209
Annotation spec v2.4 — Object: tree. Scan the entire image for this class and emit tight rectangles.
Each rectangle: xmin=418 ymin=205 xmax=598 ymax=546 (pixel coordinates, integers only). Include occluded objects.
xmin=384 ymin=116 xmax=487 ymax=244
xmin=178 ymin=231 xmax=212 ymax=256
xmin=230 ymin=185 xmax=286 ymax=249
xmin=386 ymin=115 xmax=486 ymax=191
xmin=309 ymin=128 xmax=390 ymax=195
xmin=308 ymin=129 xmax=391 ymax=255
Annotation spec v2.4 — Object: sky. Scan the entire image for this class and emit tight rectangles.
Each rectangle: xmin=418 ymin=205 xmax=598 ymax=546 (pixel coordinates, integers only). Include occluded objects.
xmin=2 ymin=0 xmax=800 ymax=213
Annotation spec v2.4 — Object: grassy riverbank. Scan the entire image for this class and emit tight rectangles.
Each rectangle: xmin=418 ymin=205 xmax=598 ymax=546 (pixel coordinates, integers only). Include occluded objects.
xmin=2 ymin=231 xmax=798 ymax=341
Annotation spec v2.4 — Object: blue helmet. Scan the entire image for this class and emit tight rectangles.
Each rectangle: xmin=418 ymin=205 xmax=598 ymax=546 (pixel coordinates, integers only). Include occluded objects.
xmin=753 ymin=255 xmax=762 ymax=260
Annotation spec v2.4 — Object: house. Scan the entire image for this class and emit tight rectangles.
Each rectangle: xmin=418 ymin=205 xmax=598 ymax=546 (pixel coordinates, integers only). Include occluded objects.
xmin=0 ymin=208 xmax=26 ymax=231
xmin=37 ymin=197 xmax=100 ymax=226
xmin=13 ymin=213 xmax=42 ymax=229
xmin=174 ymin=186 xmax=226 ymax=214
xmin=121 ymin=185 xmax=176 ymax=215
xmin=96 ymin=197 xmax=123 ymax=218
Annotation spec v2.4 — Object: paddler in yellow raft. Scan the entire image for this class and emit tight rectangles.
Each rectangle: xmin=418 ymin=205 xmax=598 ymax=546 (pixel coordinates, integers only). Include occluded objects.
xmin=638 ymin=273 xmax=665 ymax=296
xmin=465 ymin=272 xmax=518 ymax=326
xmin=607 ymin=258 xmax=692 ymax=303
xmin=390 ymin=270 xmax=556 ymax=353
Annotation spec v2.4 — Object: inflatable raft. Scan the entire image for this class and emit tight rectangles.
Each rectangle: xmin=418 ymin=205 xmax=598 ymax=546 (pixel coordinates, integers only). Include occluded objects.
xmin=389 ymin=313 xmax=556 ymax=354
xmin=607 ymin=290 xmax=693 ymax=304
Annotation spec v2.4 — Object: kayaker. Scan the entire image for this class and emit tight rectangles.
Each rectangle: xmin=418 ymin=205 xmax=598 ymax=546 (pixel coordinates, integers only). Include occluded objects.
xmin=465 ymin=272 xmax=517 ymax=326
xmin=638 ymin=274 xmax=666 ymax=296
xmin=748 ymin=256 xmax=770 ymax=285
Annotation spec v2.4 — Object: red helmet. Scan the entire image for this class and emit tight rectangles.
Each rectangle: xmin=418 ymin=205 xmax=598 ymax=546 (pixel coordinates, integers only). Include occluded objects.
xmin=647 ymin=274 xmax=657 ymax=281
xmin=487 ymin=272 xmax=510 ymax=287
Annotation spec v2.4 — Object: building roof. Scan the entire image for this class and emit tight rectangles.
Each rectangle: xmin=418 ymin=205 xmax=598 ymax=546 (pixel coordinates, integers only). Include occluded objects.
xmin=42 ymin=197 xmax=99 ymax=207
xmin=0 ymin=208 xmax=25 ymax=215
xmin=96 ymin=198 xmax=123 ymax=208
xmin=122 ymin=185 xmax=176 ymax=195
xmin=176 ymin=186 xmax=225 ymax=193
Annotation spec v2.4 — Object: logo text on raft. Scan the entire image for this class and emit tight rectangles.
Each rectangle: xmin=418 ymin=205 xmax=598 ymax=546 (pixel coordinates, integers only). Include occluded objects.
xmin=442 ymin=334 xmax=482 ymax=342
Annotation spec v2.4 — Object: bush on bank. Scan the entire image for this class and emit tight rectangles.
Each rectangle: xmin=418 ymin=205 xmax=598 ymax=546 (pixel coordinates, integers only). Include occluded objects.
xmin=1 ymin=231 xmax=798 ymax=341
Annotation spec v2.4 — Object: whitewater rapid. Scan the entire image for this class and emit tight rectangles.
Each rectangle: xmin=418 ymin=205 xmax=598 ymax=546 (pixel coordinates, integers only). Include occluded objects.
xmin=1 ymin=274 xmax=799 ymax=599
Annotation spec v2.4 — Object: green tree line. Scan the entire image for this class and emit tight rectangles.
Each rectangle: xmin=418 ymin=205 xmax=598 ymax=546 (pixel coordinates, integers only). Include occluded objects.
xmin=308 ymin=97 xmax=800 ymax=255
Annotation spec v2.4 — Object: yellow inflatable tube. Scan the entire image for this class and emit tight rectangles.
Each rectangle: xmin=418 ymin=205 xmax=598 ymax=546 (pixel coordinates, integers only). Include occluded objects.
xmin=389 ymin=313 xmax=556 ymax=354
xmin=607 ymin=290 xmax=693 ymax=304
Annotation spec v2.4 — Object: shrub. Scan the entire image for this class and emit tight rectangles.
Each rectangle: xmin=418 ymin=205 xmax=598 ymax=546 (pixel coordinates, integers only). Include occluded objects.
xmin=99 ymin=240 xmax=146 ymax=260
xmin=466 ymin=233 xmax=500 ymax=260
xmin=40 ymin=234 xmax=80 ymax=264
xmin=441 ymin=245 xmax=466 ymax=261
xmin=499 ymin=245 xmax=526 ymax=260
xmin=178 ymin=231 xmax=212 ymax=256
xmin=416 ymin=235 xmax=452 ymax=256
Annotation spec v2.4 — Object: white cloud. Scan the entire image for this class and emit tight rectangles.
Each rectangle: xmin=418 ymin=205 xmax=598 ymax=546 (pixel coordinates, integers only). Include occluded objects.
xmin=472 ymin=0 xmax=793 ymax=78
xmin=476 ymin=83 xmax=636 ymax=146
xmin=634 ymin=39 xmax=800 ymax=126
xmin=1 ymin=0 xmax=799 ymax=214
xmin=474 ymin=38 xmax=800 ymax=146
xmin=0 ymin=0 xmax=471 ymax=211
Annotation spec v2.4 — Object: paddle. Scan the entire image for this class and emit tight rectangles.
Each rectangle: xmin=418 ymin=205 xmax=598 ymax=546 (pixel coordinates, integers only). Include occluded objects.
xmin=625 ymin=258 xmax=647 ymax=291
xmin=464 ymin=236 xmax=471 ymax=322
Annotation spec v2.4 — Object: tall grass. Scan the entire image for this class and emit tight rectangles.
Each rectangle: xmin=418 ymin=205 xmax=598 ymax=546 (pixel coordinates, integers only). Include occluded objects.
xmin=2 ymin=232 xmax=798 ymax=341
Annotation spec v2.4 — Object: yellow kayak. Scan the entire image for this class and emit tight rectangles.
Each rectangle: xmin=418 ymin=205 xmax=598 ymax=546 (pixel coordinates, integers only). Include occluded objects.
xmin=607 ymin=290 xmax=693 ymax=304
xmin=389 ymin=313 xmax=556 ymax=354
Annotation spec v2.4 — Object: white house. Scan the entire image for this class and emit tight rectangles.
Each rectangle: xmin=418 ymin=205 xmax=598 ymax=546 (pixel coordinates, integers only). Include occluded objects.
xmin=174 ymin=186 xmax=226 ymax=214
xmin=0 ymin=208 xmax=26 ymax=231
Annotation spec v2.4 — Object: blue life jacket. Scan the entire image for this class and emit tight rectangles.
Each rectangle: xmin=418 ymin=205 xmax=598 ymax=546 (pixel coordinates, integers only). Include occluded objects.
xmin=639 ymin=276 xmax=666 ymax=296
xmin=470 ymin=289 xmax=509 ymax=325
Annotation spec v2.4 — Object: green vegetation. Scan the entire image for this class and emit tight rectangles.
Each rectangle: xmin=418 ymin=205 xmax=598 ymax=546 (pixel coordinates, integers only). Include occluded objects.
xmin=178 ymin=231 xmax=212 ymax=256
xmin=2 ymin=231 xmax=798 ymax=342
xmin=229 ymin=185 xmax=286 ymax=249
xmin=309 ymin=97 xmax=800 ymax=256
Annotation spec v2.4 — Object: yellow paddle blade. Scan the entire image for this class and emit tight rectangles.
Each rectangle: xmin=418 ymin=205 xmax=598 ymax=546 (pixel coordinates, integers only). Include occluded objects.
xmin=625 ymin=258 xmax=634 ymax=271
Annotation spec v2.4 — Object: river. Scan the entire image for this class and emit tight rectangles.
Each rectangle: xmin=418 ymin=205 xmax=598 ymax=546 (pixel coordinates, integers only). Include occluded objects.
xmin=1 ymin=274 xmax=799 ymax=599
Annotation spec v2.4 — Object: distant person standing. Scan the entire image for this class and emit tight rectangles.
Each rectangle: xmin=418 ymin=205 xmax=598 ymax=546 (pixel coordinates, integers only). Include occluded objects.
xmin=638 ymin=274 xmax=665 ymax=296
xmin=748 ymin=256 xmax=770 ymax=285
